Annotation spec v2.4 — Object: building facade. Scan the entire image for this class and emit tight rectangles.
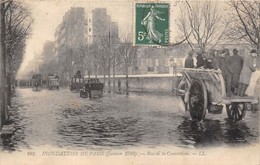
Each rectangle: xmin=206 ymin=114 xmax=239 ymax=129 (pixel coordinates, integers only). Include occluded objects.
xmin=54 ymin=7 xmax=119 ymax=80
xmin=133 ymin=44 xmax=190 ymax=74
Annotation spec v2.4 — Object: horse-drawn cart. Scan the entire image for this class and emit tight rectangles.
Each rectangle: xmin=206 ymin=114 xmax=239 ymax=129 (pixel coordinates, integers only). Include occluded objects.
xmin=80 ymin=79 xmax=104 ymax=98
xmin=47 ymin=74 xmax=60 ymax=90
xmin=175 ymin=68 xmax=259 ymax=122
xmin=32 ymin=74 xmax=42 ymax=91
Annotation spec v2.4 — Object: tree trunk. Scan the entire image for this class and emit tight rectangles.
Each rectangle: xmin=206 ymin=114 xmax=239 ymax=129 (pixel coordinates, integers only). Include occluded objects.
xmin=88 ymin=68 xmax=90 ymax=79
xmin=256 ymin=3 xmax=260 ymax=69
xmin=113 ymin=60 xmax=115 ymax=92
xmin=103 ymin=65 xmax=106 ymax=90
xmin=257 ymin=40 xmax=260 ymax=68
xmin=95 ymin=64 xmax=97 ymax=78
xmin=6 ymin=51 xmax=11 ymax=107
xmin=126 ymin=65 xmax=129 ymax=95
xmin=81 ymin=56 xmax=84 ymax=79
xmin=108 ymin=56 xmax=111 ymax=93
xmin=0 ymin=3 xmax=4 ymax=130
xmin=0 ymin=3 xmax=7 ymax=129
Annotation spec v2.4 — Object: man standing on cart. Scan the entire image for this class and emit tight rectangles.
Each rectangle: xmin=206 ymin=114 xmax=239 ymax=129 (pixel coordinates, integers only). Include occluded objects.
xmin=195 ymin=50 xmax=205 ymax=68
xmin=184 ymin=51 xmax=195 ymax=68
xmin=219 ymin=49 xmax=233 ymax=96
xmin=229 ymin=49 xmax=243 ymax=94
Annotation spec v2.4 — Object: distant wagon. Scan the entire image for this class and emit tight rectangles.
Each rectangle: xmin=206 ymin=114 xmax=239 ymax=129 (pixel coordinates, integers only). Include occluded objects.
xmin=32 ymin=74 xmax=42 ymax=91
xmin=69 ymin=71 xmax=84 ymax=92
xmin=18 ymin=79 xmax=31 ymax=88
xmin=47 ymin=74 xmax=60 ymax=90
xmin=80 ymin=79 xmax=104 ymax=98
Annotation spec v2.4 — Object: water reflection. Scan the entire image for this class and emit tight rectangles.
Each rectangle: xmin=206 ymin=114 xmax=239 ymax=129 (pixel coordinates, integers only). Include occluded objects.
xmin=177 ymin=116 xmax=258 ymax=147
xmin=56 ymin=105 xmax=144 ymax=149
xmin=177 ymin=117 xmax=223 ymax=147
xmin=1 ymin=89 xmax=259 ymax=151
xmin=223 ymin=120 xmax=256 ymax=145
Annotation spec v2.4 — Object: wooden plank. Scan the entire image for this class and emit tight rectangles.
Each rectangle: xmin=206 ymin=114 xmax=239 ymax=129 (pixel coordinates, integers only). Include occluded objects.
xmin=222 ymin=96 xmax=258 ymax=104
xmin=180 ymin=68 xmax=222 ymax=74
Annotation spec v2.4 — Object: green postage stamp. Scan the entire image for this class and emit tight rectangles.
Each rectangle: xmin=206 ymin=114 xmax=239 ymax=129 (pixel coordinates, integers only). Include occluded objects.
xmin=134 ymin=3 xmax=170 ymax=46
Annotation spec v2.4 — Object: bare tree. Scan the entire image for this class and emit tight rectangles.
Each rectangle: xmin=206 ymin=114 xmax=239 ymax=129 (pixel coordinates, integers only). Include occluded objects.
xmin=111 ymin=44 xmax=121 ymax=92
xmin=92 ymin=37 xmax=111 ymax=90
xmin=118 ymin=32 xmax=137 ymax=95
xmin=177 ymin=1 xmax=227 ymax=53
xmin=227 ymin=0 xmax=260 ymax=65
xmin=0 ymin=0 xmax=6 ymax=129
xmin=4 ymin=0 xmax=32 ymax=106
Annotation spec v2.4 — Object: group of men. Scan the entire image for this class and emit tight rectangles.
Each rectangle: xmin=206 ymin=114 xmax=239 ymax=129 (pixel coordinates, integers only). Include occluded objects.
xmin=184 ymin=48 xmax=258 ymax=97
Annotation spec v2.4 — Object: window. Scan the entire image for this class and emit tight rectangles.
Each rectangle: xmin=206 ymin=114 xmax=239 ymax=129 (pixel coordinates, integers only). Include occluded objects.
xmin=146 ymin=58 xmax=149 ymax=66
xmin=165 ymin=58 xmax=169 ymax=66
xmin=148 ymin=67 xmax=154 ymax=72
xmin=89 ymin=28 xmax=91 ymax=32
xmin=155 ymin=59 xmax=159 ymax=66
xmin=148 ymin=58 xmax=153 ymax=66
xmin=89 ymin=19 xmax=91 ymax=23
xmin=141 ymin=59 xmax=145 ymax=67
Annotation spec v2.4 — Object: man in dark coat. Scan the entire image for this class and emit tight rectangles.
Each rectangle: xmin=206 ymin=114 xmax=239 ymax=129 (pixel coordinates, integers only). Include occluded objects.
xmin=204 ymin=57 xmax=214 ymax=69
xmin=237 ymin=49 xmax=257 ymax=96
xmin=184 ymin=51 xmax=194 ymax=68
xmin=196 ymin=51 xmax=205 ymax=68
xmin=219 ymin=49 xmax=233 ymax=96
xmin=228 ymin=49 xmax=243 ymax=94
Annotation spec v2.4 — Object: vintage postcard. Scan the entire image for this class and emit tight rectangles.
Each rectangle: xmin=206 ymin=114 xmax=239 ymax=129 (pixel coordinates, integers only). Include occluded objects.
xmin=0 ymin=0 xmax=259 ymax=164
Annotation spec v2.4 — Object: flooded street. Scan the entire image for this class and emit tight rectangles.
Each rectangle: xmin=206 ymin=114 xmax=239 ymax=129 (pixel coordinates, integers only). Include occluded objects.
xmin=1 ymin=88 xmax=259 ymax=151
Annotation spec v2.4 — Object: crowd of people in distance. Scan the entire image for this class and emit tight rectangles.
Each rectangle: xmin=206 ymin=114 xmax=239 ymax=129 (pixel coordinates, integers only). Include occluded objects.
xmin=184 ymin=48 xmax=258 ymax=97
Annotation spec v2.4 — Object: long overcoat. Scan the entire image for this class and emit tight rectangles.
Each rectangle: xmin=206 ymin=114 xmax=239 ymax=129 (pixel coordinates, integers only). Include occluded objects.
xmin=228 ymin=54 xmax=243 ymax=88
xmin=184 ymin=57 xmax=194 ymax=68
xmin=239 ymin=55 xmax=256 ymax=85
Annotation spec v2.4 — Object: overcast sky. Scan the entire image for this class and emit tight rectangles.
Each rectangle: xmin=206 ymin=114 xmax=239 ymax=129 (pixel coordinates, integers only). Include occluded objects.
xmin=18 ymin=0 xmax=133 ymax=76
xmin=17 ymin=0 xmax=228 ymax=77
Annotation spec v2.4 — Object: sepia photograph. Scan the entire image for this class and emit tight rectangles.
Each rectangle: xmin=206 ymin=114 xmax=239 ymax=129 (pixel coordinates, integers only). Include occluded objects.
xmin=0 ymin=0 xmax=259 ymax=164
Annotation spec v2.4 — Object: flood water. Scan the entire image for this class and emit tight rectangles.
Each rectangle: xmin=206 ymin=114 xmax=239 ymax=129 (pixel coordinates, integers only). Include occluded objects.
xmin=0 ymin=88 xmax=259 ymax=151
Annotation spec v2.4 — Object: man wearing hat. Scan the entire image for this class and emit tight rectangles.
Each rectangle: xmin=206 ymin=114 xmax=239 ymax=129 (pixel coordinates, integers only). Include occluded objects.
xmin=203 ymin=53 xmax=214 ymax=69
xmin=185 ymin=51 xmax=194 ymax=68
xmin=229 ymin=48 xmax=244 ymax=94
xmin=195 ymin=50 xmax=205 ymax=68
xmin=237 ymin=49 xmax=258 ymax=96
xmin=219 ymin=49 xmax=233 ymax=96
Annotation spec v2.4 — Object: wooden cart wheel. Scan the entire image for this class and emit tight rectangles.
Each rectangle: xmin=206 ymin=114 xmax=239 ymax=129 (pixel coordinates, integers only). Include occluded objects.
xmin=226 ymin=102 xmax=246 ymax=122
xmin=188 ymin=79 xmax=207 ymax=121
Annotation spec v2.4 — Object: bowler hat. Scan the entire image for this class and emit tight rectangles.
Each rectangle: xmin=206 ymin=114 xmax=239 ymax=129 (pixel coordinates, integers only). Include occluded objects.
xmin=250 ymin=49 xmax=257 ymax=53
xmin=233 ymin=48 xmax=238 ymax=53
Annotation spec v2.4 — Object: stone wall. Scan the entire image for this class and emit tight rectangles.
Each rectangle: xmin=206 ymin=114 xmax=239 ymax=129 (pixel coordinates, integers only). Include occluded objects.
xmin=103 ymin=75 xmax=176 ymax=93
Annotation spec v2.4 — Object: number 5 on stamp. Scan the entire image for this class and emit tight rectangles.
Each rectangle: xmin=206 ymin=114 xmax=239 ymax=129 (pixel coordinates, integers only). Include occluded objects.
xmin=134 ymin=3 xmax=170 ymax=46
